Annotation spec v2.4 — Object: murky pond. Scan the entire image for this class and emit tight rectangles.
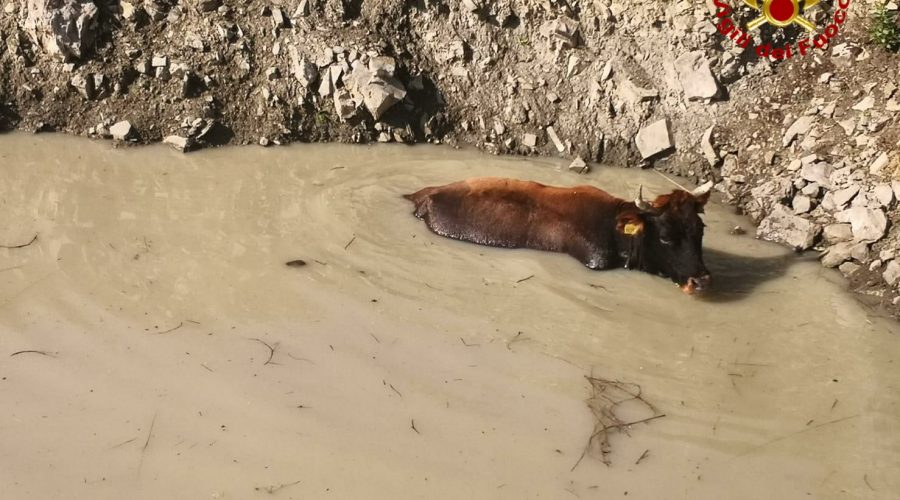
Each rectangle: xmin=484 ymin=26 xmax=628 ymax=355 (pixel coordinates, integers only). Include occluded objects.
xmin=1 ymin=134 xmax=898 ymax=499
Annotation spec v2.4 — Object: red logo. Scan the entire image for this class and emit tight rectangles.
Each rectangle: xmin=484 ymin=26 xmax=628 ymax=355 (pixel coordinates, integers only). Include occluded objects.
xmin=713 ymin=0 xmax=852 ymax=59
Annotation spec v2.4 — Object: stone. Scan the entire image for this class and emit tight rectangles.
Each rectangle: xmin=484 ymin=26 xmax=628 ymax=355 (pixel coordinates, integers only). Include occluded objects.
xmin=852 ymin=96 xmax=875 ymax=111
xmin=832 ymin=185 xmax=860 ymax=207
xmin=265 ymin=67 xmax=279 ymax=80
xmin=541 ymin=16 xmax=580 ymax=48
xmin=332 ymin=88 xmax=357 ymax=122
xmin=892 ymin=180 xmax=900 ymax=201
xmin=568 ymin=157 xmax=589 ymax=174
xmin=839 ymin=262 xmax=861 ymax=276
xmin=869 ymin=152 xmax=890 ymax=175
xmin=674 ymin=51 xmax=719 ymax=100
xmin=873 ymin=184 xmax=894 ymax=207
xmin=756 ymin=204 xmax=821 ymax=250
xmin=288 ymin=46 xmax=318 ymax=88
xmin=151 ymin=55 xmax=167 ymax=67
xmin=792 ymin=194 xmax=812 ymax=214
xmin=70 ymin=73 xmax=94 ymax=99
xmin=546 ymin=126 xmax=565 ymax=153
xmin=368 ymin=56 xmax=396 ymax=77
xmin=822 ymin=242 xmax=858 ymax=268
xmin=801 ymin=182 xmax=820 ymax=197
xmin=522 ymin=133 xmax=537 ymax=148
xmin=884 ymin=260 xmax=900 ymax=286
xmin=24 ymin=0 xmax=99 ymax=61
xmin=293 ymin=0 xmax=310 ymax=17
xmin=635 ymin=119 xmax=673 ymax=159
xmin=163 ymin=135 xmax=194 ymax=152
xmin=317 ymin=74 xmax=334 ymax=97
xmin=271 ymin=7 xmax=286 ymax=28
xmin=359 ymin=76 xmax=406 ymax=120
xmin=600 ymin=60 xmax=613 ymax=82
xmin=109 ymin=120 xmax=133 ymax=141
xmin=823 ymin=223 xmax=853 ymax=244
xmin=197 ymin=0 xmax=220 ymax=12
xmin=618 ymin=78 xmax=658 ymax=104
xmin=836 ymin=207 xmax=889 ymax=242
xmin=800 ymin=162 xmax=833 ymax=186
xmin=782 ymin=115 xmax=815 ymax=147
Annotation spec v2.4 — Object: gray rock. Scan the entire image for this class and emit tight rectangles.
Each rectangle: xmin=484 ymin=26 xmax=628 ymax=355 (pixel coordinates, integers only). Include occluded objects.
xmin=618 ymin=78 xmax=658 ymax=104
xmin=832 ymin=185 xmax=860 ymax=208
xmin=541 ymin=16 xmax=580 ymax=48
xmin=839 ymin=262 xmax=861 ymax=276
xmin=700 ymin=126 xmax=718 ymax=165
xmin=800 ymin=162 xmax=832 ymax=186
xmin=792 ymin=194 xmax=812 ymax=214
xmin=884 ymin=260 xmax=900 ymax=286
xmin=522 ymin=133 xmax=537 ymax=148
xmin=852 ymin=96 xmax=875 ymax=111
xmin=568 ymin=157 xmax=588 ymax=174
xmin=823 ymin=223 xmax=853 ymax=244
xmin=836 ymin=207 xmax=889 ymax=242
xmin=288 ymin=46 xmax=318 ymax=88
xmin=109 ymin=120 xmax=133 ymax=141
xmin=756 ymin=204 xmax=821 ymax=250
xmin=801 ymin=182 xmax=820 ymax=197
xmin=821 ymin=242 xmax=859 ymax=268
xmin=70 ymin=73 xmax=94 ymax=99
xmin=869 ymin=152 xmax=890 ymax=175
xmin=873 ymin=184 xmax=894 ymax=207
xmin=332 ymin=88 xmax=357 ymax=122
xmin=360 ymin=76 xmax=406 ymax=120
xmin=368 ymin=56 xmax=396 ymax=77
xmin=163 ymin=135 xmax=194 ymax=152
xmin=782 ymin=115 xmax=815 ymax=147
xmin=635 ymin=119 xmax=673 ymax=159
xmin=674 ymin=51 xmax=719 ymax=100
xmin=24 ymin=0 xmax=99 ymax=61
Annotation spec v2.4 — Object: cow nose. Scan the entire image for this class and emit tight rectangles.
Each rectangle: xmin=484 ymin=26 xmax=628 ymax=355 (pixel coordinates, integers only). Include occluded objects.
xmin=681 ymin=274 xmax=711 ymax=294
xmin=689 ymin=274 xmax=712 ymax=290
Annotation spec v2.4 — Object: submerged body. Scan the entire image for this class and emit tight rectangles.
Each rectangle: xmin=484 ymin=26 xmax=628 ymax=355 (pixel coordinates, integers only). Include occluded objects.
xmin=405 ymin=177 xmax=712 ymax=293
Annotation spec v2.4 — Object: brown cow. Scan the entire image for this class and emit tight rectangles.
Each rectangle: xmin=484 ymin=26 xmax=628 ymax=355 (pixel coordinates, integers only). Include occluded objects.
xmin=404 ymin=177 xmax=713 ymax=294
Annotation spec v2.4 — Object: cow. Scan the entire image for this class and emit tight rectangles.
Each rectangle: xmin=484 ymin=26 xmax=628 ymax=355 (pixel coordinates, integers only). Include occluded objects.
xmin=403 ymin=177 xmax=714 ymax=294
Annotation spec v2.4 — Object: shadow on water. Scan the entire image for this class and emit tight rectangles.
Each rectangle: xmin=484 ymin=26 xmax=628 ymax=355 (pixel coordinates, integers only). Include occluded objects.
xmin=699 ymin=248 xmax=815 ymax=303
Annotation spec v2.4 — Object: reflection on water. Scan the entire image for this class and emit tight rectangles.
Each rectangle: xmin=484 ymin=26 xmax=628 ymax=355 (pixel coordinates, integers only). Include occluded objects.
xmin=0 ymin=134 xmax=898 ymax=500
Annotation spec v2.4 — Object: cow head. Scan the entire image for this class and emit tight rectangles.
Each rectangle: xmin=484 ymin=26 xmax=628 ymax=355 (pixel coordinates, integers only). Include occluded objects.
xmin=616 ymin=182 xmax=713 ymax=294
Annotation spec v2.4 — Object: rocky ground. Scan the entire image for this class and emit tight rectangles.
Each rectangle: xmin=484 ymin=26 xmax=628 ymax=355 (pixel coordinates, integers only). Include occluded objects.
xmin=1 ymin=0 xmax=899 ymax=315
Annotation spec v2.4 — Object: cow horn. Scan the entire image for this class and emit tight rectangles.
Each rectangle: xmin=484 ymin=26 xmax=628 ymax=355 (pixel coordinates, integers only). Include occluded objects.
xmin=692 ymin=181 xmax=714 ymax=197
xmin=634 ymin=185 xmax=653 ymax=211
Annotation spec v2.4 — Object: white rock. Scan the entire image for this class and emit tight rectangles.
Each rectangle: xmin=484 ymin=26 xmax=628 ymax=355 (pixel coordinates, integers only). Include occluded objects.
xmin=109 ymin=120 xmax=133 ymax=141
xmin=546 ymin=126 xmax=565 ymax=153
xmin=700 ymin=126 xmax=718 ymax=165
xmin=836 ymin=207 xmax=888 ymax=242
xmin=163 ymin=135 xmax=193 ymax=152
xmin=568 ymin=157 xmax=589 ymax=173
xmin=832 ymin=185 xmax=860 ymax=207
xmin=839 ymin=262 xmax=861 ymax=276
xmin=618 ymin=78 xmax=658 ymax=104
xmin=522 ymin=133 xmax=537 ymax=148
xmin=635 ymin=119 xmax=673 ymax=159
xmin=332 ymin=88 xmax=357 ymax=122
xmin=792 ymin=194 xmax=812 ymax=214
xmin=873 ymin=184 xmax=894 ymax=207
xmin=851 ymin=96 xmax=875 ymax=111
xmin=869 ymin=152 xmax=890 ymax=175
xmin=24 ymin=0 xmax=99 ymax=61
xmin=800 ymin=162 xmax=832 ymax=186
xmin=756 ymin=204 xmax=821 ymax=250
xmin=782 ymin=115 xmax=815 ymax=147
xmin=674 ymin=51 xmax=719 ymax=100
xmin=822 ymin=241 xmax=863 ymax=268
xmin=823 ymin=223 xmax=853 ymax=243
xmin=884 ymin=261 xmax=900 ymax=286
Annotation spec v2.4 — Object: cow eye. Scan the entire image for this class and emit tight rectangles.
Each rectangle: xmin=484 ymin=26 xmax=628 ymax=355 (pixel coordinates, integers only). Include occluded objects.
xmin=660 ymin=237 xmax=674 ymax=246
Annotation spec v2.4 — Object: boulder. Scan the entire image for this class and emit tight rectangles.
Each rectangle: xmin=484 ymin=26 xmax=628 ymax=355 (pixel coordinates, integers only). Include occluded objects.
xmin=109 ymin=120 xmax=134 ymax=141
xmin=288 ymin=46 xmax=318 ymax=88
xmin=884 ymin=260 xmax=900 ymax=286
xmin=332 ymin=88 xmax=357 ymax=122
xmin=635 ymin=119 xmax=673 ymax=159
xmin=674 ymin=51 xmax=719 ymax=100
xmin=756 ymin=205 xmax=821 ymax=250
xmin=700 ymin=126 xmax=718 ymax=165
xmin=800 ymin=162 xmax=832 ymax=186
xmin=823 ymin=223 xmax=853 ymax=244
xmin=836 ymin=207 xmax=888 ymax=242
xmin=24 ymin=0 xmax=99 ymax=61
xmin=163 ymin=135 xmax=195 ymax=152
xmin=568 ymin=157 xmax=588 ymax=174
xmin=782 ymin=115 xmax=815 ymax=147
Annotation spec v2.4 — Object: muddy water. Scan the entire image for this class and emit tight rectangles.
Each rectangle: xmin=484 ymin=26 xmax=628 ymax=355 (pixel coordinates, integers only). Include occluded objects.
xmin=0 ymin=134 xmax=898 ymax=500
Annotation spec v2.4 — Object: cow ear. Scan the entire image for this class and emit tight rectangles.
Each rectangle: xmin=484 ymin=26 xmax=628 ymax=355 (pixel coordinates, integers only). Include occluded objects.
xmin=616 ymin=213 xmax=645 ymax=237
xmin=694 ymin=191 xmax=710 ymax=213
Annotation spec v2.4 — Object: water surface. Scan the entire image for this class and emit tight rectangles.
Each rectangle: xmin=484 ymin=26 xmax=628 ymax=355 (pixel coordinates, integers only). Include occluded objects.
xmin=0 ymin=135 xmax=897 ymax=499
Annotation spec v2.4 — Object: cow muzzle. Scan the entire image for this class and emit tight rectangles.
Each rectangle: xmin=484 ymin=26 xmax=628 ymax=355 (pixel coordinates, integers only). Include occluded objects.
xmin=680 ymin=274 xmax=711 ymax=294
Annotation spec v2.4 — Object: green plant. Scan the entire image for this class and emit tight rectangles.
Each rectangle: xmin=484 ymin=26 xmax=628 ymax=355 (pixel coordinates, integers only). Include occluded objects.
xmin=870 ymin=2 xmax=900 ymax=52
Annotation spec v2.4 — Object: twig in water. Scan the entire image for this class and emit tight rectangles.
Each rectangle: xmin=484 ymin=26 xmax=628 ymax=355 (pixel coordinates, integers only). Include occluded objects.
xmin=737 ymin=415 xmax=859 ymax=456
xmin=516 ymin=274 xmax=535 ymax=283
xmin=0 ymin=234 xmax=38 ymax=249
xmin=653 ymin=170 xmax=689 ymax=191
xmin=251 ymin=338 xmax=278 ymax=365
xmin=111 ymin=437 xmax=138 ymax=449
xmin=370 ymin=333 xmax=381 ymax=344
xmin=506 ymin=331 xmax=525 ymax=351
xmin=344 ymin=235 xmax=357 ymax=250
xmin=383 ymin=380 xmax=403 ymax=398
xmin=285 ymin=259 xmax=307 ymax=267
xmin=10 ymin=350 xmax=55 ymax=357
xmin=864 ymin=474 xmax=874 ymax=491
xmin=411 ymin=419 xmax=420 ymax=434
xmin=635 ymin=449 xmax=650 ymax=465
xmin=138 ymin=413 xmax=157 ymax=473
xmin=459 ymin=337 xmax=479 ymax=347
xmin=155 ymin=322 xmax=183 ymax=335
xmin=255 ymin=480 xmax=301 ymax=494
xmin=200 ymin=363 xmax=214 ymax=372
xmin=831 ymin=398 xmax=839 ymax=410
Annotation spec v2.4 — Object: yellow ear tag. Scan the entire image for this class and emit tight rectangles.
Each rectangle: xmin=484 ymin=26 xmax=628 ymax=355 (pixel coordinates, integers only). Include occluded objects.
xmin=623 ymin=223 xmax=641 ymax=236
